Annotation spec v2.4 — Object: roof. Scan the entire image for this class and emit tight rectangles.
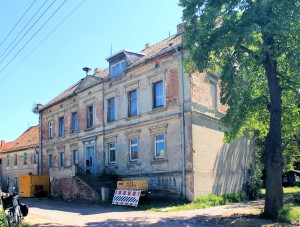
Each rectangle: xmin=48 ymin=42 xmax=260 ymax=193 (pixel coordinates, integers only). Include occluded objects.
xmin=3 ymin=126 xmax=39 ymax=152
xmin=0 ymin=141 xmax=12 ymax=158
xmin=42 ymin=32 xmax=183 ymax=110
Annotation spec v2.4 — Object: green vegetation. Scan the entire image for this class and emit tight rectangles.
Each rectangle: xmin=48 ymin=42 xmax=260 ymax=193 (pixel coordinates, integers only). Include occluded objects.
xmin=180 ymin=0 xmax=300 ymax=220
xmin=149 ymin=192 xmax=245 ymax=212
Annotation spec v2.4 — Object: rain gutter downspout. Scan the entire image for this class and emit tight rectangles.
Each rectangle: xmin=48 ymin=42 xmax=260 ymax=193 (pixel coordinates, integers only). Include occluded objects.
xmin=39 ymin=111 xmax=43 ymax=174
xmin=177 ymin=45 xmax=186 ymax=197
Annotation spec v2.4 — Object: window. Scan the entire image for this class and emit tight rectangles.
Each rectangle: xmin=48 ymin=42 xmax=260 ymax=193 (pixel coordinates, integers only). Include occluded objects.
xmin=59 ymin=117 xmax=64 ymax=137
xmin=72 ymin=150 xmax=78 ymax=165
xmin=6 ymin=155 xmax=9 ymax=167
xmin=87 ymin=106 xmax=94 ymax=128
xmin=107 ymin=98 xmax=115 ymax=122
xmin=155 ymin=134 xmax=165 ymax=159
xmin=14 ymin=154 xmax=17 ymax=166
xmin=48 ymin=154 xmax=52 ymax=167
xmin=128 ymin=90 xmax=137 ymax=117
xmin=209 ymin=81 xmax=217 ymax=111
xmin=72 ymin=112 xmax=78 ymax=132
xmin=59 ymin=152 xmax=64 ymax=167
xmin=111 ymin=60 xmax=125 ymax=76
xmin=130 ymin=139 xmax=138 ymax=161
xmin=153 ymin=81 xmax=164 ymax=108
xmin=34 ymin=151 xmax=38 ymax=164
xmin=108 ymin=143 xmax=116 ymax=163
xmin=48 ymin=121 xmax=53 ymax=139
xmin=23 ymin=153 xmax=27 ymax=165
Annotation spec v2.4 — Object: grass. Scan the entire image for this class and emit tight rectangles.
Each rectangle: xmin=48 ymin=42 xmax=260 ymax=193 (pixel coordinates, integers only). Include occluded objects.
xmin=144 ymin=191 xmax=246 ymax=212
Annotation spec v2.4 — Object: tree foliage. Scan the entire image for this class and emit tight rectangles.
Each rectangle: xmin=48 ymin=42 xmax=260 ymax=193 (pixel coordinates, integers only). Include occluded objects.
xmin=180 ymin=0 xmax=300 ymax=220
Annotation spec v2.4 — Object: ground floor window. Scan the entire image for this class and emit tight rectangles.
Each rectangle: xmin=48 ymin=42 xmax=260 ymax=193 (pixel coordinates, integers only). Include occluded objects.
xmin=130 ymin=139 xmax=138 ymax=161
xmin=155 ymin=134 xmax=165 ymax=158
xmin=109 ymin=143 xmax=116 ymax=163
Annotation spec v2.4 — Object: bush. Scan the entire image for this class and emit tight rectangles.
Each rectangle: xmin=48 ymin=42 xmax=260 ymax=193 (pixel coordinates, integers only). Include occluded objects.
xmin=246 ymin=163 xmax=263 ymax=200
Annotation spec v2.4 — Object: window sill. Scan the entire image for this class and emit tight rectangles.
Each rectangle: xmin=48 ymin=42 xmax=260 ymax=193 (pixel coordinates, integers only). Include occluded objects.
xmin=152 ymin=106 xmax=166 ymax=113
xmin=150 ymin=159 xmax=168 ymax=164
xmin=84 ymin=126 xmax=95 ymax=132
xmin=126 ymin=161 xmax=141 ymax=167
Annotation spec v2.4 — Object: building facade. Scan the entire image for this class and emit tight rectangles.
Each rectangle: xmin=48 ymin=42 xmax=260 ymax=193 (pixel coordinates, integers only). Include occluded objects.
xmin=2 ymin=126 xmax=39 ymax=190
xmin=39 ymin=24 xmax=254 ymax=201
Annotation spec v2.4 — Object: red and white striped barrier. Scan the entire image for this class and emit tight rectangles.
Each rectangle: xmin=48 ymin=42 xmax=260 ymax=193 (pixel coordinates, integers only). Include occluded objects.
xmin=112 ymin=189 xmax=141 ymax=207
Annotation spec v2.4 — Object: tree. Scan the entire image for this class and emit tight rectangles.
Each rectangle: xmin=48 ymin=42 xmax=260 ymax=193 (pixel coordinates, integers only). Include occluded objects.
xmin=180 ymin=0 xmax=300 ymax=220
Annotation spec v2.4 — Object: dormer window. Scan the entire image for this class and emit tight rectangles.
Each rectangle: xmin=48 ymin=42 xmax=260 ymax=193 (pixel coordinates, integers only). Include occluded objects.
xmin=111 ymin=60 xmax=125 ymax=76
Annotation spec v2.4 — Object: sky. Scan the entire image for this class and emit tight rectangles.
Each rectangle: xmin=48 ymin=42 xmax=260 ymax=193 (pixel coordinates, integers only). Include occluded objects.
xmin=0 ymin=0 xmax=183 ymax=142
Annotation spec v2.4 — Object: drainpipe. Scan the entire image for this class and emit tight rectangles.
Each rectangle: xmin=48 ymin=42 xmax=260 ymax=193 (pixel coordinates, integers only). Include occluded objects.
xmin=177 ymin=45 xmax=186 ymax=197
xmin=101 ymin=78 xmax=106 ymax=174
xmin=39 ymin=111 xmax=43 ymax=175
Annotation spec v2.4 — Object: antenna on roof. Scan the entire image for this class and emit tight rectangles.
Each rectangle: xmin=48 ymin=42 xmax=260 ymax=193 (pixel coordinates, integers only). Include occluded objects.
xmin=82 ymin=67 xmax=91 ymax=76
xmin=110 ymin=43 xmax=112 ymax=55
xmin=169 ymin=31 xmax=170 ymax=37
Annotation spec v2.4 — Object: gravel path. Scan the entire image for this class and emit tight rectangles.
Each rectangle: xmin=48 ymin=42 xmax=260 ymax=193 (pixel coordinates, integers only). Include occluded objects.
xmin=21 ymin=198 xmax=295 ymax=227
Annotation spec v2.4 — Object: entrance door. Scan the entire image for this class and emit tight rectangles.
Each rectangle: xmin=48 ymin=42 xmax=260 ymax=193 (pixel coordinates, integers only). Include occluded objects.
xmin=85 ymin=145 xmax=95 ymax=175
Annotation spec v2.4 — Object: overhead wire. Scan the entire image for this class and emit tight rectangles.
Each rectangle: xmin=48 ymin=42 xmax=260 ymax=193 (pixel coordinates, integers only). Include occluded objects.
xmin=0 ymin=0 xmax=37 ymax=49
xmin=0 ymin=0 xmax=86 ymax=85
xmin=0 ymin=0 xmax=49 ymax=61
xmin=0 ymin=0 xmax=68 ymax=75
xmin=0 ymin=0 xmax=56 ymax=64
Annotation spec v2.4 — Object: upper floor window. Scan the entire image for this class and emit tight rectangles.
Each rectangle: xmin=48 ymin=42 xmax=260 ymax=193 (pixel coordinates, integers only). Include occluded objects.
xmin=87 ymin=106 xmax=94 ymax=128
xmin=34 ymin=151 xmax=38 ymax=164
xmin=72 ymin=112 xmax=79 ymax=133
xmin=58 ymin=117 xmax=64 ymax=137
xmin=155 ymin=134 xmax=165 ymax=159
xmin=108 ymin=142 xmax=116 ymax=163
xmin=130 ymin=139 xmax=138 ymax=161
xmin=48 ymin=121 xmax=53 ymax=139
xmin=111 ymin=60 xmax=125 ymax=76
xmin=128 ymin=90 xmax=137 ymax=117
xmin=153 ymin=81 xmax=164 ymax=108
xmin=14 ymin=154 xmax=18 ymax=166
xmin=23 ymin=153 xmax=27 ymax=165
xmin=6 ymin=155 xmax=9 ymax=167
xmin=107 ymin=98 xmax=115 ymax=122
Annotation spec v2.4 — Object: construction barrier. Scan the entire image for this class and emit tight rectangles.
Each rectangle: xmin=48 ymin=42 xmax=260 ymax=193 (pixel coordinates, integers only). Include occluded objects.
xmin=112 ymin=189 xmax=141 ymax=207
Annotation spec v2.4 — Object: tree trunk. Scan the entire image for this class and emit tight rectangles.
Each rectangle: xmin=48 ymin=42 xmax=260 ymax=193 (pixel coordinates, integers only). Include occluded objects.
xmin=263 ymin=41 xmax=283 ymax=220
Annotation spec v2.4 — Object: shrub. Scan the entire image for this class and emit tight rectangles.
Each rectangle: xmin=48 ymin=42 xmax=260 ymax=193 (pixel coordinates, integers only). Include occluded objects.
xmin=246 ymin=163 xmax=263 ymax=200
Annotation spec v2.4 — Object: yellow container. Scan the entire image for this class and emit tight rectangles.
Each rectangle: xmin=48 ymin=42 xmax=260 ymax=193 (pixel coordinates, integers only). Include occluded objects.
xmin=117 ymin=180 xmax=148 ymax=190
xmin=19 ymin=175 xmax=50 ymax=197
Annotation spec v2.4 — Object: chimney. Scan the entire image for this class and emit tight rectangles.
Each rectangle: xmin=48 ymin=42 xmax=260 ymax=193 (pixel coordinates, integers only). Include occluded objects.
xmin=145 ymin=43 xmax=151 ymax=49
xmin=0 ymin=140 xmax=5 ymax=147
xmin=177 ymin=23 xmax=184 ymax=34
xmin=94 ymin=68 xmax=102 ymax=74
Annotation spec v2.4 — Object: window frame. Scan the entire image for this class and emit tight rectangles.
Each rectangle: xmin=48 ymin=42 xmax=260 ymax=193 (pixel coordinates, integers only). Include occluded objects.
xmin=209 ymin=80 xmax=218 ymax=111
xmin=23 ymin=153 xmax=27 ymax=165
xmin=87 ymin=106 xmax=94 ymax=128
xmin=128 ymin=90 xmax=137 ymax=117
xmin=153 ymin=80 xmax=164 ymax=109
xmin=14 ymin=154 xmax=18 ymax=166
xmin=58 ymin=117 xmax=65 ymax=137
xmin=6 ymin=155 xmax=9 ymax=167
xmin=107 ymin=97 xmax=115 ymax=122
xmin=48 ymin=121 xmax=53 ymax=139
xmin=155 ymin=133 xmax=165 ymax=159
xmin=110 ymin=60 xmax=125 ymax=76
xmin=72 ymin=112 xmax=79 ymax=133
xmin=59 ymin=152 xmax=64 ymax=167
xmin=48 ymin=154 xmax=52 ymax=167
xmin=72 ymin=150 xmax=78 ymax=165
xmin=129 ymin=139 xmax=138 ymax=161
xmin=108 ymin=142 xmax=116 ymax=163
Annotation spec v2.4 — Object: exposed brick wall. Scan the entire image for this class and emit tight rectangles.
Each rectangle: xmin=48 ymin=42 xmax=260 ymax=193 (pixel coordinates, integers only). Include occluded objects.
xmin=166 ymin=68 xmax=180 ymax=106
xmin=51 ymin=176 xmax=99 ymax=201
xmin=191 ymin=71 xmax=227 ymax=114
xmin=78 ymin=103 xmax=87 ymax=131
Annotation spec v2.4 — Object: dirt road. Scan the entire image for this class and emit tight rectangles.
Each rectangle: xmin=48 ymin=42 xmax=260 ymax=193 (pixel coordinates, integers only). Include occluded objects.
xmin=22 ymin=198 xmax=294 ymax=226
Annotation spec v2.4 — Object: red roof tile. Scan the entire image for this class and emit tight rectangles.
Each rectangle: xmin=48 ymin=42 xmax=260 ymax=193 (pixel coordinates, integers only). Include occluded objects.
xmin=3 ymin=126 xmax=39 ymax=152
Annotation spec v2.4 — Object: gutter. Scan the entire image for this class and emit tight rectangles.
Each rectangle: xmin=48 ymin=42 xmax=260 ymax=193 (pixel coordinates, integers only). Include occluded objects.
xmin=176 ymin=45 xmax=186 ymax=197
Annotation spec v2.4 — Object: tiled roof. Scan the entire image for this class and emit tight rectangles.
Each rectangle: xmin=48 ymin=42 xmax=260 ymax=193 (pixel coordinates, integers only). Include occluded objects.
xmin=42 ymin=32 xmax=183 ymax=109
xmin=0 ymin=141 xmax=12 ymax=158
xmin=3 ymin=126 xmax=39 ymax=152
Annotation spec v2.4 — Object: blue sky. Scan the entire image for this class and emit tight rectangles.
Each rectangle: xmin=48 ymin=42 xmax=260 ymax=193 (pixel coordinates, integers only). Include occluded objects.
xmin=0 ymin=0 xmax=183 ymax=142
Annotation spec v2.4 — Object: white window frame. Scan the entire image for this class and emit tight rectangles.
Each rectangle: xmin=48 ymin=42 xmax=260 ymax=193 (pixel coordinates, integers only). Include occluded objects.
xmin=108 ymin=142 xmax=116 ymax=163
xmin=128 ymin=90 xmax=137 ymax=117
xmin=107 ymin=97 xmax=115 ymax=122
xmin=48 ymin=121 xmax=53 ymax=139
xmin=129 ymin=139 xmax=138 ymax=161
xmin=155 ymin=133 xmax=165 ymax=159
xmin=110 ymin=60 xmax=125 ymax=76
